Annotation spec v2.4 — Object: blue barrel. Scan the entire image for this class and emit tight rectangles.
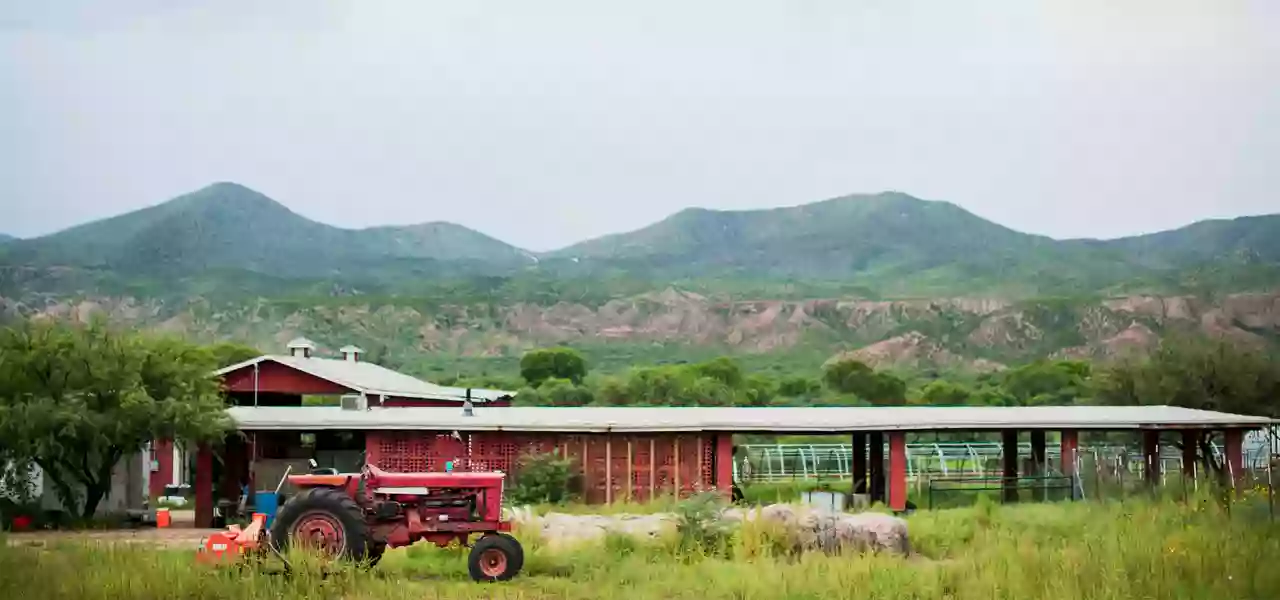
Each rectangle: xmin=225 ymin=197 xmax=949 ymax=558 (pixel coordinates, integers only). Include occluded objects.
xmin=254 ymin=491 xmax=279 ymax=527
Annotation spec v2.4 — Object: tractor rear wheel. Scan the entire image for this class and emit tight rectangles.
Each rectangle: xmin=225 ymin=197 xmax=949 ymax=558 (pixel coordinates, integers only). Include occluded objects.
xmin=491 ymin=533 xmax=523 ymax=572
xmin=270 ymin=487 xmax=372 ymax=562
xmin=467 ymin=534 xmax=523 ymax=582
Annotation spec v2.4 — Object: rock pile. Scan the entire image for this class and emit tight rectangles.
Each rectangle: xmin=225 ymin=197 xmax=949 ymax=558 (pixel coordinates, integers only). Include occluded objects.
xmin=505 ymin=503 xmax=910 ymax=556
xmin=735 ymin=504 xmax=911 ymax=555
xmin=505 ymin=508 xmax=676 ymax=548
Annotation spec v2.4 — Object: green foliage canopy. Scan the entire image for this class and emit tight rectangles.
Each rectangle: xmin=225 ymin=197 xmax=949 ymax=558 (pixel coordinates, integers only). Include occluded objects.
xmin=1001 ymin=360 xmax=1092 ymax=406
xmin=1094 ymin=333 xmax=1279 ymax=473
xmin=822 ymin=359 xmax=907 ymax=405
xmin=520 ymin=347 xmax=588 ymax=386
xmin=204 ymin=341 xmax=261 ymax=369
xmin=1095 ymin=333 xmax=1279 ymax=417
xmin=0 ymin=319 xmax=232 ymax=517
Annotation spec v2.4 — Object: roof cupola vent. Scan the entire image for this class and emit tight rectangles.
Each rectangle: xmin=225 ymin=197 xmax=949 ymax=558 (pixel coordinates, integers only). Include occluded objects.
xmin=286 ymin=337 xmax=316 ymax=358
xmin=340 ymin=345 xmax=363 ymax=362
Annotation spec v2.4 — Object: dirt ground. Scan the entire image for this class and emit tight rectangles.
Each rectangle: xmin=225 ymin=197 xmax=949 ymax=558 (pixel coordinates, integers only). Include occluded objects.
xmin=4 ymin=510 xmax=215 ymax=550
xmin=5 ymin=527 xmax=218 ymax=550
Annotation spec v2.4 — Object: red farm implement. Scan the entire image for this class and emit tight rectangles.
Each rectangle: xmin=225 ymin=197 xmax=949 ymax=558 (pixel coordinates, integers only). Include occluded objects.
xmin=197 ymin=462 xmax=523 ymax=582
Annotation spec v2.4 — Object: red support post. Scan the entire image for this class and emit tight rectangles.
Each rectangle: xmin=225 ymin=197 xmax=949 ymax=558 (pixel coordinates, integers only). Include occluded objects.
xmin=148 ymin=438 xmax=174 ymax=499
xmin=1060 ymin=429 xmax=1079 ymax=500
xmin=195 ymin=443 xmax=214 ymax=528
xmin=1181 ymin=430 xmax=1198 ymax=478
xmin=715 ymin=434 xmax=734 ymax=498
xmin=1060 ymin=429 xmax=1079 ymax=476
xmin=1224 ymin=429 xmax=1245 ymax=496
xmin=1142 ymin=430 xmax=1161 ymax=486
xmin=888 ymin=432 xmax=908 ymax=512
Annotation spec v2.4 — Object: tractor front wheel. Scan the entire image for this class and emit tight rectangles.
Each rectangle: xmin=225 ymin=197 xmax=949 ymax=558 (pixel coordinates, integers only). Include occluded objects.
xmin=467 ymin=534 xmax=523 ymax=582
xmin=270 ymin=487 xmax=371 ymax=563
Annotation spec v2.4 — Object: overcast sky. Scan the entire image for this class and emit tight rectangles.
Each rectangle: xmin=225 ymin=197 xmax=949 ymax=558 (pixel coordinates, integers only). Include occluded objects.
xmin=2 ymin=0 xmax=1278 ymax=251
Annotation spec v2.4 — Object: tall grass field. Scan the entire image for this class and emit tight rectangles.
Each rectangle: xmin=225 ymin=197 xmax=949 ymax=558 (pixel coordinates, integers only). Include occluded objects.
xmin=2 ymin=495 xmax=1276 ymax=599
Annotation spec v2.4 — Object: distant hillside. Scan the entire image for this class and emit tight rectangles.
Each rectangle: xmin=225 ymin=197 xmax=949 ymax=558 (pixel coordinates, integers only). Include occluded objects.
xmin=6 ymin=288 xmax=1277 ymax=377
xmin=3 ymin=184 xmax=1279 ymax=299
xmin=1079 ymin=214 xmax=1280 ymax=267
xmin=0 ymin=233 xmax=14 ymax=243
xmin=3 ymin=184 xmax=1278 ymax=376
xmin=546 ymin=192 xmax=1280 ymax=295
xmin=0 ymin=183 xmax=531 ymax=279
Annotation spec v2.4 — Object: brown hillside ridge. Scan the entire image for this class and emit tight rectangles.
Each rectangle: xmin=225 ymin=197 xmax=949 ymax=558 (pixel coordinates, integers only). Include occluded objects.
xmin=4 ymin=289 xmax=1277 ymax=368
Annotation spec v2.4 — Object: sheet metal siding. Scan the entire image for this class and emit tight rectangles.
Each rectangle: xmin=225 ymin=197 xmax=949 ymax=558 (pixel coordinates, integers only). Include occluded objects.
xmin=227 ymin=405 xmax=1274 ymax=433
xmin=365 ymin=431 xmax=713 ymax=503
xmin=222 ymin=361 xmax=354 ymax=395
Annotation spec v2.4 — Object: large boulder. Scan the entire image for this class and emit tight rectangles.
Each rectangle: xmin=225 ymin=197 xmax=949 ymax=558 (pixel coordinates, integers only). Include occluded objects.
xmin=729 ymin=503 xmax=910 ymax=556
xmin=506 ymin=507 xmax=675 ymax=548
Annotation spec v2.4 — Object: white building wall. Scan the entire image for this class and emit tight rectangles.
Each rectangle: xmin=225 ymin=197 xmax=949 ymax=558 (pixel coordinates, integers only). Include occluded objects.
xmin=7 ymin=452 xmax=149 ymax=516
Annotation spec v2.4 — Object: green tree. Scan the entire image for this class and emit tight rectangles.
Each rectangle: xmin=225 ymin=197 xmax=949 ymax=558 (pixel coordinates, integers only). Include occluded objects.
xmin=1002 ymin=360 xmax=1092 ymax=406
xmin=0 ymin=319 xmax=232 ymax=518
xmin=917 ymin=380 xmax=973 ymax=405
xmin=689 ymin=357 xmax=744 ymax=388
xmin=777 ymin=375 xmax=820 ymax=397
xmin=741 ymin=374 xmax=778 ymax=406
xmin=204 ymin=341 xmax=261 ymax=368
xmin=532 ymin=378 xmax=596 ymax=407
xmin=592 ymin=375 xmax=630 ymax=406
xmin=520 ymin=347 xmax=588 ymax=386
xmin=822 ymin=359 xmax=907 ymax=405
xmin=1095 ymin=333 xmax=1280 ymax=474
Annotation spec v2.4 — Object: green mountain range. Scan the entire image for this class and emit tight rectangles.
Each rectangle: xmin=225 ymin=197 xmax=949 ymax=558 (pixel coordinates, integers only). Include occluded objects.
xmin=547 ymin=192 xmax=1280 ymax=295
xmin=4 ymin=183 xmax=1278 ymax=299
xmin=0 ymin=183 xmax=530 ymax=280
xmin=2 ymin=182 xmax=1277 ymax=376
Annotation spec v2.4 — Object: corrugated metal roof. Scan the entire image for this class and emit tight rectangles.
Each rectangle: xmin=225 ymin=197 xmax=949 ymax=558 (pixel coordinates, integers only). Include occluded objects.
xmin=226 ymin=405 xmax=1274 ymax=433
xmin=214 ymin=355 xmax=514 ymax=402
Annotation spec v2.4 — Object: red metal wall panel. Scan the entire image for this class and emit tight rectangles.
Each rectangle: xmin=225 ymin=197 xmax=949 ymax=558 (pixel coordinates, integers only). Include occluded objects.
xmin=222 ymin=362 xmax=353 ymax=395
xmin=149 ymin=438 xmax=174 ymax=499
xmin=715 ymin=434 xmax=734 ymax=496
xmin=364 ymin=430 xmax=721 ymax=504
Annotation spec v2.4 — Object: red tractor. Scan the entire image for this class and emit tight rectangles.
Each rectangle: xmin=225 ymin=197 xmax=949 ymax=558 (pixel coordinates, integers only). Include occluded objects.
xmin=198 ymin=463 xmax=524 ymax=582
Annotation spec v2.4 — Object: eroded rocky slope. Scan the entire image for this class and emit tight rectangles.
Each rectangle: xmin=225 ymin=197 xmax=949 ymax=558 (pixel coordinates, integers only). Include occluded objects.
xmin=3 ymin=288 xmax=1275 ymax=370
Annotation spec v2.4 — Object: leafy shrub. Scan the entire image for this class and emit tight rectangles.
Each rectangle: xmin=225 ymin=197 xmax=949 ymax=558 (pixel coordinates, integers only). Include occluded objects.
xmin=822 ymin=359 xmax=907 ymax=404
xmin=514 ymin=378 xmax=595 ymax=406
xmin=674 ymin=491 xmax=732 ymax=554
xmin=520 ymin=347 xmax=588 ymax=386
xmin=508 ymin=449 xmax=580 ymax=505
xmin=777 ymin=375 xmax=819 ymax=397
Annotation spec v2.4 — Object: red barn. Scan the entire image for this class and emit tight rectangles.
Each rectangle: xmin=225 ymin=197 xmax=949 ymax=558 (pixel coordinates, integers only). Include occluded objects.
xmin=149 ymin=337 xmax=512 ymax=513
xmin=167 ymin=338 xmax=1270 ymax=529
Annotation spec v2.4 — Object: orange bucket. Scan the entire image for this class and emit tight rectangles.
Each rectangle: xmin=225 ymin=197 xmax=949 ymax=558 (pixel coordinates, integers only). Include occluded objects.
xmin=156 ymin=508 xmax=171 ymax=528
